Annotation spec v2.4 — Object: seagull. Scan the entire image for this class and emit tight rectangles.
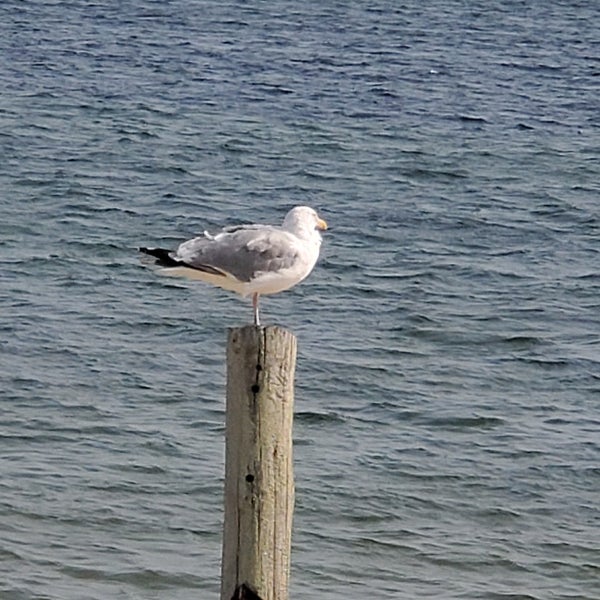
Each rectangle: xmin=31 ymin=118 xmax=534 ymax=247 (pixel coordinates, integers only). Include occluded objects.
xmin=139 ymin=206 xmax=328 ymax=325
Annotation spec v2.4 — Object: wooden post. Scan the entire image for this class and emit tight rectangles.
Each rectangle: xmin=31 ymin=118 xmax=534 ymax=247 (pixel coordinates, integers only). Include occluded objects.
xmin=221 ymin=325 xmax=297 ymax=600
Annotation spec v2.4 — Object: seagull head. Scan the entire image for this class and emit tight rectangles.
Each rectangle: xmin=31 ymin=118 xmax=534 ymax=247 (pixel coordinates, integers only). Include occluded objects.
xmin=283 ymin=206 xmax=328 ymax=238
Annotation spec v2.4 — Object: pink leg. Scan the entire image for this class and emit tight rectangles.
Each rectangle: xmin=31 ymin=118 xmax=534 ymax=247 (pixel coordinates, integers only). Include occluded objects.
xmin=252 ymin=293 xmax=260 ymax=326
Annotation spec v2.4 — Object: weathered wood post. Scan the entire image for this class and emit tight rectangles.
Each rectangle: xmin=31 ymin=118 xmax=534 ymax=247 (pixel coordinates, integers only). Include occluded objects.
xmin=221 ymin=325 xmax=297 ymax=600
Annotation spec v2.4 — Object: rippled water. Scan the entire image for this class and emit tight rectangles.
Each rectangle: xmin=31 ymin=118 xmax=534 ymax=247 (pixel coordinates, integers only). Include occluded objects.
xmin=1 ymin=1 xmax=599 ymax=599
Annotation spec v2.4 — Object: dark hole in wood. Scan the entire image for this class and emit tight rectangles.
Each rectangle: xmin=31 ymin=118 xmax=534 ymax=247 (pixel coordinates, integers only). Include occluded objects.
xmin=245 ymin=473 xmax=254 ymax=483
xmin=251 ymin=384 xmax=260 ymax=394
xmin=231 ymin=583 xmax=263 ymax=600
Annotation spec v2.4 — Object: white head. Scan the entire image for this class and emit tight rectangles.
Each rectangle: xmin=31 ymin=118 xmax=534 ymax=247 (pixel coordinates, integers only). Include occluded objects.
xmin=282 ymin=206 xmax=328 ymax=239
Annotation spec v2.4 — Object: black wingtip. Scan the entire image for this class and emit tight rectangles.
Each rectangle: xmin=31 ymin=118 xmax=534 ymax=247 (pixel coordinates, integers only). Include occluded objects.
xmin=138 ymin=247 xmax=180 ymax=267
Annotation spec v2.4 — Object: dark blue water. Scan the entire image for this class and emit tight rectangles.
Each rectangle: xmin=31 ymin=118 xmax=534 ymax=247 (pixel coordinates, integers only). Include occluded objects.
xmin=1 ymin=1 xmax=599 ymax=598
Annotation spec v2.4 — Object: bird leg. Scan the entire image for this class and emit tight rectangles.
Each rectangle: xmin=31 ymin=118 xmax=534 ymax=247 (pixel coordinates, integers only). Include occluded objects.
xmin=252 ymin=293 xmax=261 ymax=326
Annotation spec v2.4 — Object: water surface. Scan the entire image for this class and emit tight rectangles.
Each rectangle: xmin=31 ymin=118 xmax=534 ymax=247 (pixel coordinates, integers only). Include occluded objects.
xmin=1 ymin=1 xmax=599 ymax=598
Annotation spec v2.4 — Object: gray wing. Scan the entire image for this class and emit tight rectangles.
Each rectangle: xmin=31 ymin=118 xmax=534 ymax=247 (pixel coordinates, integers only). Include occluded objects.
xmin=175 ymin=226 xmax=300 ymax=282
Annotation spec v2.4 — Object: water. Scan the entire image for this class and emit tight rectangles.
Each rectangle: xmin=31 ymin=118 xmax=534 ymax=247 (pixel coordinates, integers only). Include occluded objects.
xmin=1 ymin=1 xmax=599 ymax=598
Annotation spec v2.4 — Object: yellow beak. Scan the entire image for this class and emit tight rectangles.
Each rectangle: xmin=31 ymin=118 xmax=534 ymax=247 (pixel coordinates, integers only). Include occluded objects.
xmin=316 ymin=218 xmax=328 ymax=231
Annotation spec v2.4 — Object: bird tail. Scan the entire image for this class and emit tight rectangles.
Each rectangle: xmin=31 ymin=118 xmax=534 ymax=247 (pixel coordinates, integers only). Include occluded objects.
xmin=138 ymin=247 xmax=180 ymax=268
